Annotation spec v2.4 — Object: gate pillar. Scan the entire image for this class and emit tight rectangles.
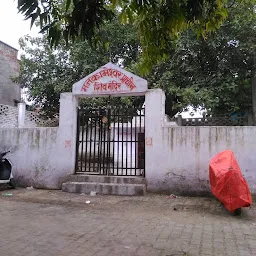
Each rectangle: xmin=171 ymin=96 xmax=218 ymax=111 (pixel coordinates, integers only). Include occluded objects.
xmin=59 ymin=92 xmax=78 ymax=171
xmin=145 ymin=89 xmax=166 ymax=181
xmin=59 ymin=93 xmax=78 ymax=127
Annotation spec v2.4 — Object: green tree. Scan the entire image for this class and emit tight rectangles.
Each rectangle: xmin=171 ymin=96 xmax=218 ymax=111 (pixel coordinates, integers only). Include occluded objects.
xmin=136 ymin=1 xmax=256 ymax=116
xmin=19 ymin=20 xmax=142 ymax=118
xmin=19 ymin=1 xmax=256 ymax=118
xmin=17 ymin=0 xmax=231 ymax=71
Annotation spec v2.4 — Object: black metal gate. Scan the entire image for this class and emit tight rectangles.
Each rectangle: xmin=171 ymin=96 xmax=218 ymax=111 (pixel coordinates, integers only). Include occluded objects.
xmin=75 ymin=104 xmax=145 ymax=176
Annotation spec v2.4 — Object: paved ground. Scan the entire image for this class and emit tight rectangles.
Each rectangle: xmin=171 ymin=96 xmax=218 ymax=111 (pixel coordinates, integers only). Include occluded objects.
xmin=0 ymin=188 xmax=255 ymax=256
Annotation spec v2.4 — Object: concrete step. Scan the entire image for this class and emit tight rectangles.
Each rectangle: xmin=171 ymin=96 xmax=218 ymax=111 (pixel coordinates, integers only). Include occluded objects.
xmin=76 ymin=168 xmax=144 ymax=176
xmin=69 ymin=174 xmax=147 ymax=185
xmin=62 ymin=181 xmax=146 ymax=196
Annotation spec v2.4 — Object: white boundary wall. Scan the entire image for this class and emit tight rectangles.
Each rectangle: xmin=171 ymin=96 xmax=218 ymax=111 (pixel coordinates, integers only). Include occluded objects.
xmin=145 ymin=89 xmax=256 ymax=195
xmin=0 ymin=93 xmax=77 ymax=188
xmin=1 ymin=89 xmax=256 ymax=194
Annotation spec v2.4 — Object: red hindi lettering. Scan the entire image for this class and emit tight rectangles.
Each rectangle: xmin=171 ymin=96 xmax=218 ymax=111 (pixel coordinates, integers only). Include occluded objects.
xmin=93 ymin=82 xmax=107 ymax=92
xmin=125 ymin=77 xmax=136 ymax=91
xmin=114 ymin=82 xmax=121 ymax=91
xmin=91 ymin=73 xmax=100 ymax=81
xmin=81 ymin=83 xmax=90 ymax=92
xmin=128 ymin=82 xmax=136 ymax=91
xmin=106 ymin=68 xmax=113 ymax=77
xmin=112 ymin=70 xmax=122 ymax=78
xmin=94 ymin=82 xmax=102 ymax=91
xmin=120 ymin=75 xmax=136 ymax=91
xmin=108 ymin=81 xmax=121 ymax=91
xmin=107 ymin=81 xmax=114 ymax=91
xmin=81 ymin=77 xmax=93 ymax=92
xmin=120 ymin=74 xmax=129 ymax=84
xmin=102 ymin=83 xmax=107 ymax=91
xmin=99 ymin=69 xmax=109 ymax=77
xmin=81 ymin=85 xmax=87 ymax=92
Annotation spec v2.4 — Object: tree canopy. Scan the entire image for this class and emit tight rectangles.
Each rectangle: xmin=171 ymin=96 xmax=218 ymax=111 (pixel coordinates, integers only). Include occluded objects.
xmin=19 ymin=20 xmax=142 ymax=117
xmin=18 ymin=1 xmax=256 ymax=118
xmin=17 ymin=0 xmax=231 ymax=70
xmin=136 ymin=1 xmax=256 ymax=116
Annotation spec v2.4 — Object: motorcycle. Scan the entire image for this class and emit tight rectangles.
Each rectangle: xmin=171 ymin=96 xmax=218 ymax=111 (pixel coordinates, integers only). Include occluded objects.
xmin=0 ymin=151 xmax=16 ymax=189
xmin=209 ymin=150 xmax=252 ymax=216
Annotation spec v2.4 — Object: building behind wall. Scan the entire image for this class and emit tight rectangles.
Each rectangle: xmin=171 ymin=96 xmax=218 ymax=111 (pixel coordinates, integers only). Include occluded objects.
xmin=0 ymin=40 xmax=21 ymax=106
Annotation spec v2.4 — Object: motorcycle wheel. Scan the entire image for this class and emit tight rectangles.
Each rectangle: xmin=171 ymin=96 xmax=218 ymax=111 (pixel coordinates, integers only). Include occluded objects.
xmin=234 ymin=208 xmax=242 ymax=216
xmin=9 ymin=178 xmax=16 ymax=189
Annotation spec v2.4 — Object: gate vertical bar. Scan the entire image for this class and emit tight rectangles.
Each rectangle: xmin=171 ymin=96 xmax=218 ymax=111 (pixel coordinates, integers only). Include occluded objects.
xmin=130 ymin=108 xmax=133 ymax=175
xmin=88 ymin=110 xmax=93 ymax=172
xmin=134 ymin=107 xmax=137 ymax=176
xmin=112 ymin=106 xmax=116 ymax=175
xmin=102 ymin=109 xmax=107 ymax=174
xmin=121 ymin=106 xmax=124 ymax=175
xmin=126 ymin=107 xmax=128 ymax=176
xmin=143 ymin=106 xmax=145 ymax=177
xmin=139 ymin=107 xmax=142 ymax=175
xmin=84 ymin=109 xmax=89 ymax=172
xmin=75 ymin=108 xmax=80 ymax=173
xmin=100 ymin=107 xmax=105 ymax=174
xmin=80 ymin=110 xmax=85 ymax=172
xmin=93 ymin=109 xmax=97 ymax=172
xmin=117 ymin=107 xmax=120 ymax=175
xmin=106 ymin=105 xmax=111 ymax=175
xmin=97 ymin=106 xmax=102 ymax=173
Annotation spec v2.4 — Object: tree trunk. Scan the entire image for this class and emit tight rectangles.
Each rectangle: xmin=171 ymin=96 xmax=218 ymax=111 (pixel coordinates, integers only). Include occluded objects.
xmin=252 ymin=53 xmax=256 ymax=125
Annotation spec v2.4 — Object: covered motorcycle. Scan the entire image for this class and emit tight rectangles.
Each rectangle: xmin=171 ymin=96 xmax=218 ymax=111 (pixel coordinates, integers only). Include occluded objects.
xmin=209 ymin=150 xmax=252 ymax=213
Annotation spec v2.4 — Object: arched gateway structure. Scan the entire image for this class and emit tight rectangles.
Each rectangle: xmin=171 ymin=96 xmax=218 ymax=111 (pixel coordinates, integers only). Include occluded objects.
xmin=73 ymin=62 xmax=147 ymax=97
xmin=72 ymin=63 xmax=148 ymax=177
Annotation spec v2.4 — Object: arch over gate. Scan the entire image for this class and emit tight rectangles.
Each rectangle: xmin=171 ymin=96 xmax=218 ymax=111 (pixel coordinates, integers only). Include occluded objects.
xmin=72 ymin=63 xmax=148 ymax=176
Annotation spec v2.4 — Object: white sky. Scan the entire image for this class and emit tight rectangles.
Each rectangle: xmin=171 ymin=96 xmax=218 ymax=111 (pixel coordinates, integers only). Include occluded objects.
xmin=0 ymin=0 xmax=39 ymax=50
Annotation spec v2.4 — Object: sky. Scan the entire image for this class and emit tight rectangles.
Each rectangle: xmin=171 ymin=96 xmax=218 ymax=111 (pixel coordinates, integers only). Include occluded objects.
xmin=0 ymin=0 xmax=39 ymax=50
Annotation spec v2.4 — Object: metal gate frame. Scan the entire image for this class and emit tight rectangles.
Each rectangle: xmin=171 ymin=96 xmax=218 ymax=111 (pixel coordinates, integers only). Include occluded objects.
xmin=75 ymin=104 xmax=145 ymax=176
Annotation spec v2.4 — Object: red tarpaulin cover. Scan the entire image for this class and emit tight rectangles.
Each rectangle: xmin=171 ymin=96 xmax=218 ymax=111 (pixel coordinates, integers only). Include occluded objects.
xmin=209 ymin=150 xmax=252 ymax=213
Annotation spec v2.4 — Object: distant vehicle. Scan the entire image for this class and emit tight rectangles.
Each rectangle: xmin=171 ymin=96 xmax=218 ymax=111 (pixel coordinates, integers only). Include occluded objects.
xmin=0 ymin=151 xmax=16 ymax=189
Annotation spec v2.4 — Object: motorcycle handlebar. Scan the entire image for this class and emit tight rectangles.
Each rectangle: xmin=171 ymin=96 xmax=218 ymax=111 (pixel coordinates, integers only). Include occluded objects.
xmin=0 ymin=151 xmax=10 ymax=157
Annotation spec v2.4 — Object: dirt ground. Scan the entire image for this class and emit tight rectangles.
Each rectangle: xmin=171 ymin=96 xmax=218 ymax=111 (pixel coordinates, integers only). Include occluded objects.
xmin=0 ymin=188 xmax=255 ymax=256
